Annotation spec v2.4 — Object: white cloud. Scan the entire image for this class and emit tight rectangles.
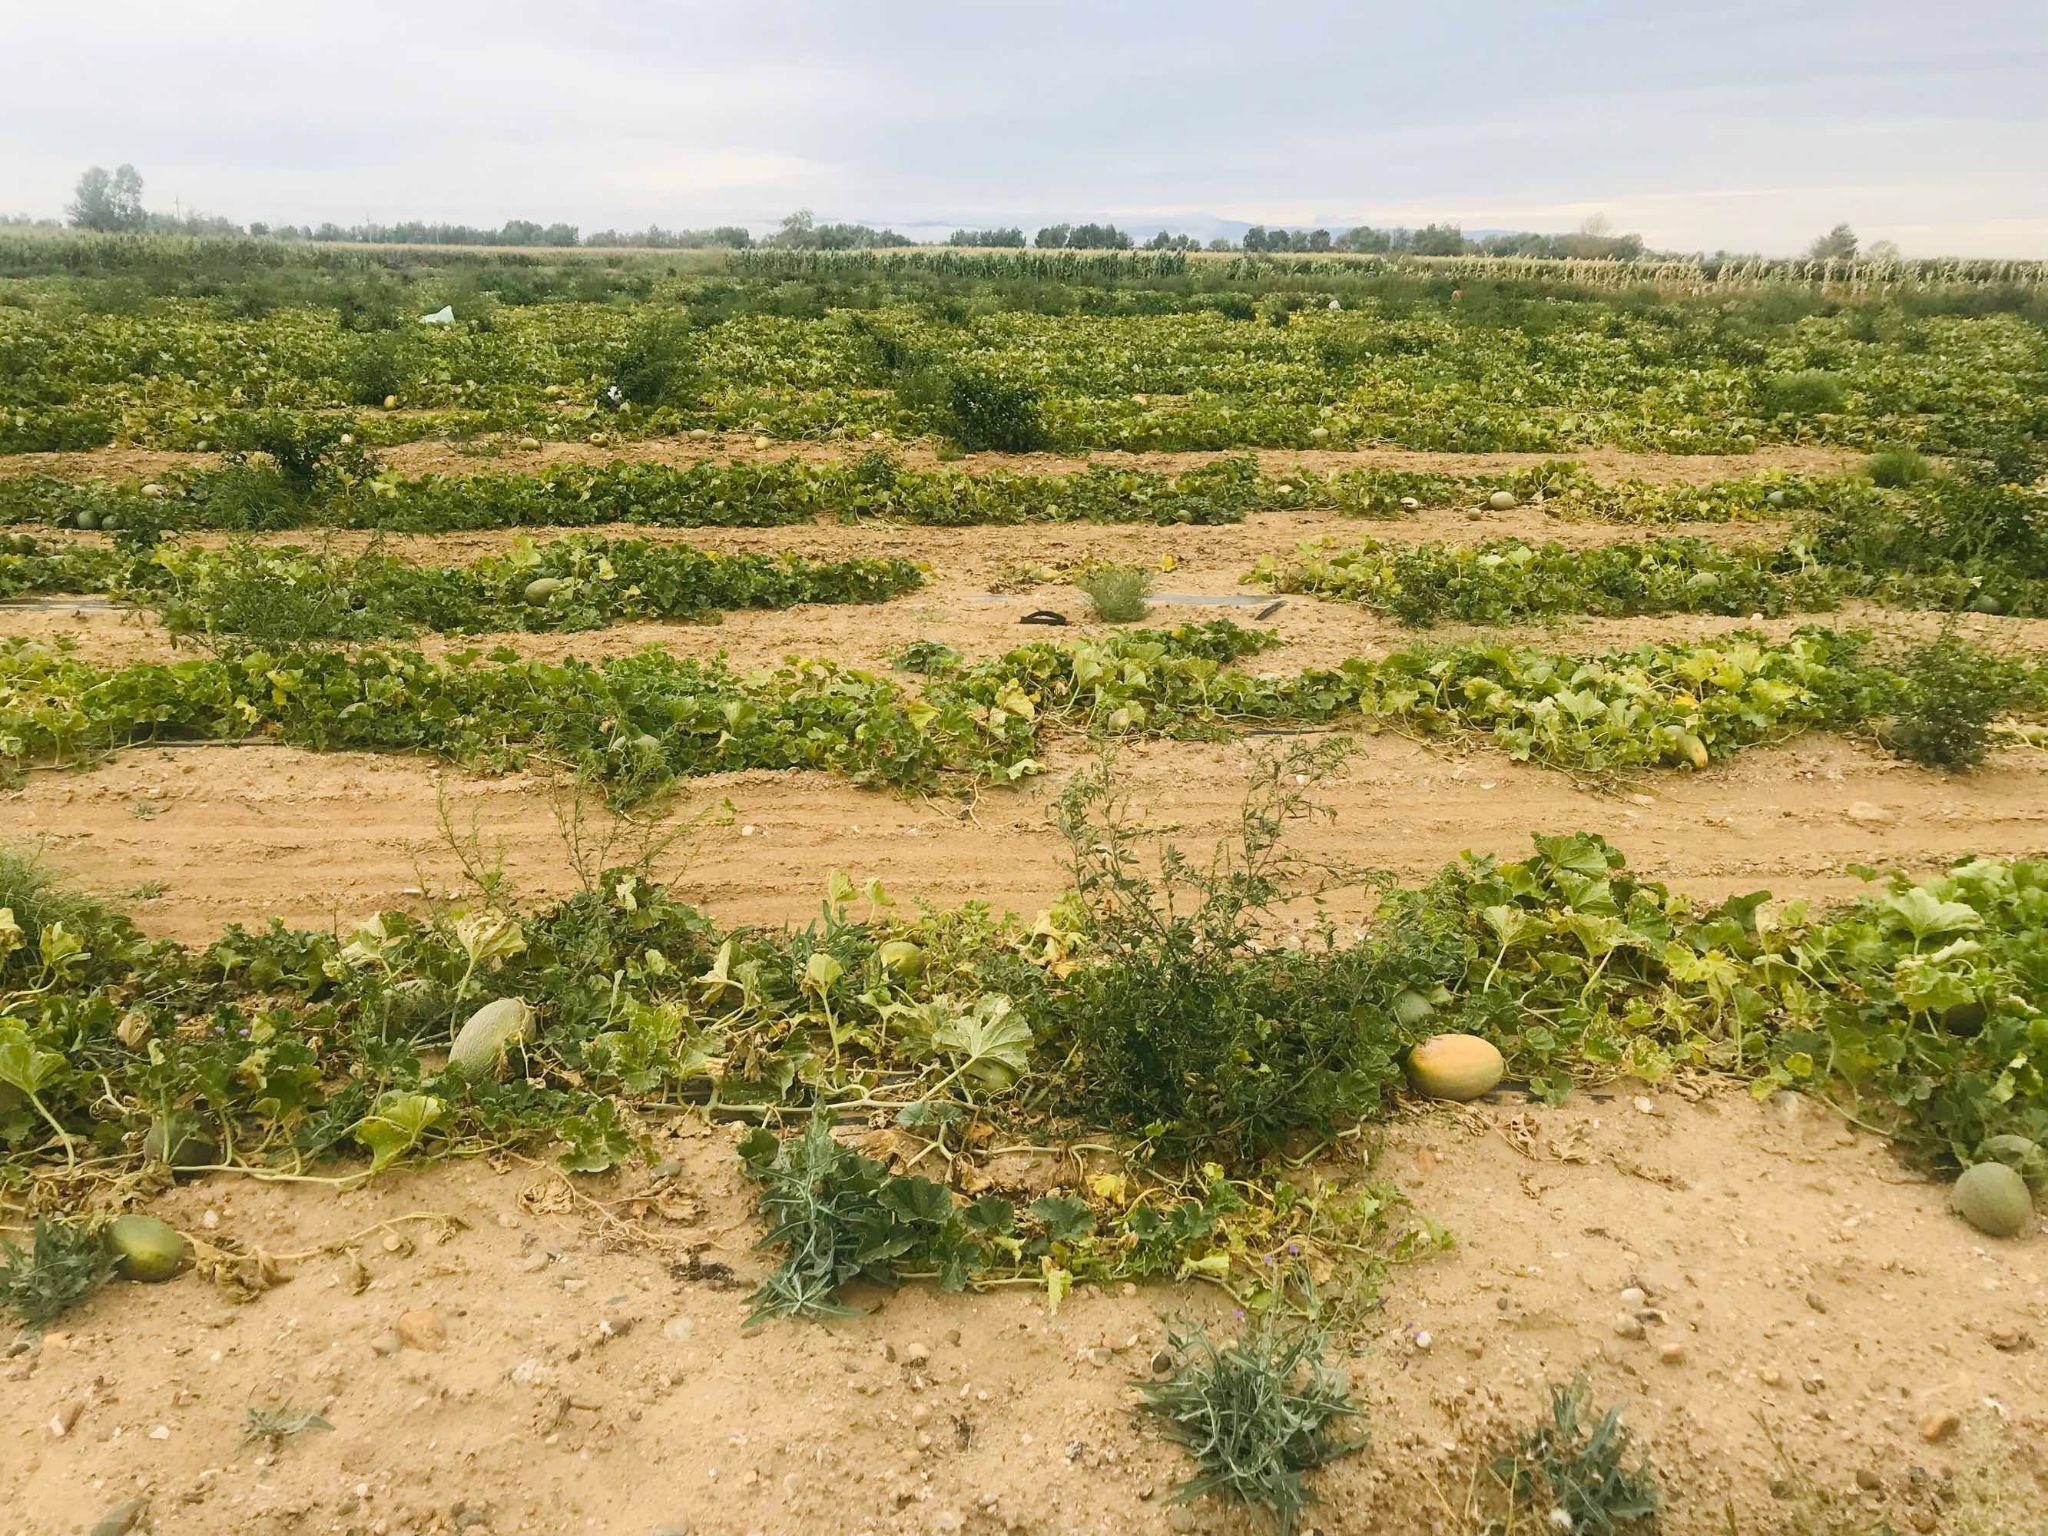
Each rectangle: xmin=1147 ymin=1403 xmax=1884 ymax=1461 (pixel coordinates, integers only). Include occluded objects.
xmin=3 ymin=0 xmax=2044 ymax=254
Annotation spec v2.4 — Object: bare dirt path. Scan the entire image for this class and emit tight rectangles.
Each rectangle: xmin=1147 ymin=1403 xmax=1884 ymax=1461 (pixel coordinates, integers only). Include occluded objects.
xmin=7 ymin=1088 xmax=2041 ymax=1535
xmin=0 ymin=432 xmax=1866 ymax=487
xmin=8 ymin=733 xmax=2043 ymax=945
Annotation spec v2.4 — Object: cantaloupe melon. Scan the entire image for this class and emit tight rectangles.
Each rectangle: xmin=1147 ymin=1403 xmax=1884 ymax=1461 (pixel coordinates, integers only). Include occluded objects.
xmin=878 ymin=940 xmax=925 ymax=979
xmin=523 ymin=577 xmax=568 ymax=607
xmin=1487 ymin=490 xmax=1518 ymax=512
xmin=106 ymin=1214 xmax=187 ymax=1282
xmin=1405 ymin=1034 xmax=1504 ymax=1101
xmin=1953 ymin=1162 xmax=2031 ymax=1237
xmin=142 ymin=1113 xmax=218 ymax=1171
xmin=448 ymin=997 xmax=532 ymax=1079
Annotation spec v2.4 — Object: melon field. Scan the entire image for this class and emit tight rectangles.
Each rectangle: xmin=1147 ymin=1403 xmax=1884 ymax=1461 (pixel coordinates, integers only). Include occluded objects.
xmin=2 ymin=238 xmax=2047 ymax=1536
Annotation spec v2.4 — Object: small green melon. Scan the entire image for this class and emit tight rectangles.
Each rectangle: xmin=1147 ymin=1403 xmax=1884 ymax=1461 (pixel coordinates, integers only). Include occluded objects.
xmin=76 ymin=510 xmax=100 ymax=531
xmin=448 ymin=997 xmax=532 ymax=1079
xmin=1766 ymin=490 xmax=1786 ymax=508
xmin=1939 ymin=997 xmax=1989 ymax=1035
xmin=106 ymin=1214 xmax=188 ymax=1282
xmin=1966 ymin=591 xmax=2005 ymax=616
xmin=142 ymin=1113 xmax=219 ymax=1171
xmin=877 ymin=940 xmax=925 ymax=979
xmin=1486 ymin=490 xmax=1519 ymax=512
xmin=1390 ymin=989 xmax=1435 ymax=1029
xmin=1953 ymin=1162 xmax=2032 ymax=1238
xmin=523 ymin=577 xmax=568 ymax=607
xmin=1405 ymin=1034 xmax=1505 ymax=1102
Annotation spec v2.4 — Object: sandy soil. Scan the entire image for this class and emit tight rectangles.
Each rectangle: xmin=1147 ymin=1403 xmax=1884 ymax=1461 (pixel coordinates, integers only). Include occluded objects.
xmin=7 ymin=1088 xmax=2042 ymax=1536
xmin=0 ymin=433 xmax=1867 ymax=488
xmin=7 ymin=732 xmax=2044 ymax=946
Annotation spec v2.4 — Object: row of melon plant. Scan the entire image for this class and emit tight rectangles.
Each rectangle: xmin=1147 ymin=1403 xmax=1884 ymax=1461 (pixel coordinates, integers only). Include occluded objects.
xmin=0 ymin=450 xmax=1743 ymax=536
xmin=0 ymin=621 xmax=2038 ymax=789
xmin=1 ymin=787 xmax=2040 ymax=1281
xmin=1250 ymin=533 xmax=2038 ymax=624
xmin=111 ymin=536 xmax=922 ymax=642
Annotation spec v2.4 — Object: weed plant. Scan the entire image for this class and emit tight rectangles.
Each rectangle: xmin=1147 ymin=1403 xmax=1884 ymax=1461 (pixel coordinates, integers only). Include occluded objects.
xmin=1139 ymin=1312 xmax=1364 ymax=1535
xmin=1074 ymin=562 xmax=1154 ymax=623
xmin=0 ymin=1217 xmax=114 ymax=1329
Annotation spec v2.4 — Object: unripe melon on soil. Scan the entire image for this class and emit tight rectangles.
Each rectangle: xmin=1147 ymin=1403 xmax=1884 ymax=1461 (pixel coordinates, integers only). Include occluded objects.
xmin=1486 ymin=490 xmax=1519 ymax=512
xmin=76 ymin=510 xmax=99 ymax=531
xmin=1766 ymin=490 xmax=1786 ymax=508
xmin=449 ymin=997 xmax=532 ymax=1079
xmin=1405 ymin=1034 xmax=1504 ymax=1101
xmin=523 ymin=577 xmax=568 ymax=607
xmin=1966 ymin=592 xmax=2005 ymax=616
xmin=1952 ymin=1162 xmax=2032 ymax=1237
xmin=106 ymin=1214 xmax=188 ymax=1282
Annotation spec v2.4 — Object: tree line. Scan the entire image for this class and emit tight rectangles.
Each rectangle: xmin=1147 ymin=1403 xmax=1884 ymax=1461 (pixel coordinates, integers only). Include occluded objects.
xmin=53 ymin=164 xmax=1881 ymax=263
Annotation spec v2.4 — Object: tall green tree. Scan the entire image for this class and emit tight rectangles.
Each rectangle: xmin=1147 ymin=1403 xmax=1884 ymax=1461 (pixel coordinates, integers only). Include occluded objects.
xmin=68 ymin=164 xmax=147 ymax=232
xmin=1807 ymin=223 xmax=1859 ymax=260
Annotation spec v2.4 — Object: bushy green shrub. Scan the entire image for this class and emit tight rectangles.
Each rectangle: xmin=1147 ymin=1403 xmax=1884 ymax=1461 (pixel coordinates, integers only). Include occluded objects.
xmin=1884 ymin=631 xmax=2024 ymax=769
xmin=606 ymin=311 xmax=699 ymax=410
xmin=1757 ymin=370 xmax=1846 ymax=417
xmin=1053 ymin=745 xmax=1408 ymax=1162
xmin=943 ymin=366 xmax=1048 ymax=452
xmin=1866 ymin=447 xmax=1932 ymax=488
xmin=343 ymin=333 xmax=410 ymax=406
xmin=1074 ymin=562 xmax=1153 ymax=623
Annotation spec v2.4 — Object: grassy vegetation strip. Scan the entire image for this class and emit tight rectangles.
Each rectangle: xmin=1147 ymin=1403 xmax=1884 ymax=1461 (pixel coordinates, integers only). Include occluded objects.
xmin=0 ymin=621 xmax=2038 ymax=788
xmin=1250 ymin=471 xmax=2048 ymax=622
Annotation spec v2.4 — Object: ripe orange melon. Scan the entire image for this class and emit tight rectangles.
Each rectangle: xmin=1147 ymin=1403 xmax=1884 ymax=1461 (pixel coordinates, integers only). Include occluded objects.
xmin=1405 ymin=1034 xmax=1504 ymax=1101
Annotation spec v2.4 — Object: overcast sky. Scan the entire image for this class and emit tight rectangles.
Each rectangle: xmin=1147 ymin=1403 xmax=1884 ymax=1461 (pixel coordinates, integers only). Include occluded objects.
xmin=5 ymin=1 xmax=2045 ymax=256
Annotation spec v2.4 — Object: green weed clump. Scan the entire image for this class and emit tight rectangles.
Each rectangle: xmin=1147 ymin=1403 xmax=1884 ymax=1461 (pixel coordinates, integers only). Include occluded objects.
xmin=0 ymin=1217 xmax=114 ymax=1329
xmin=1074 ymin=562 xmax=1153 ymax=623
xmin=941 ymin=366 xmax=1048 ymax=452
xmin=1139 ymin=1314 xmax=1364 ymax=1536
xmin=606 ymin=311 xmax=699 ymax=410
xmin=1491 ymin=1374 xmax=1660 ymax=1535
xmin=1866 ymin=447 xmax=1932 ymax=488
xmin=1053 ymin=745 xmax=1411 ymax=1162
xmin=1884 ymin=631 xmax=2025 ymax=769
xmin=1756 ymin=369 xmax=1846 ymax=418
